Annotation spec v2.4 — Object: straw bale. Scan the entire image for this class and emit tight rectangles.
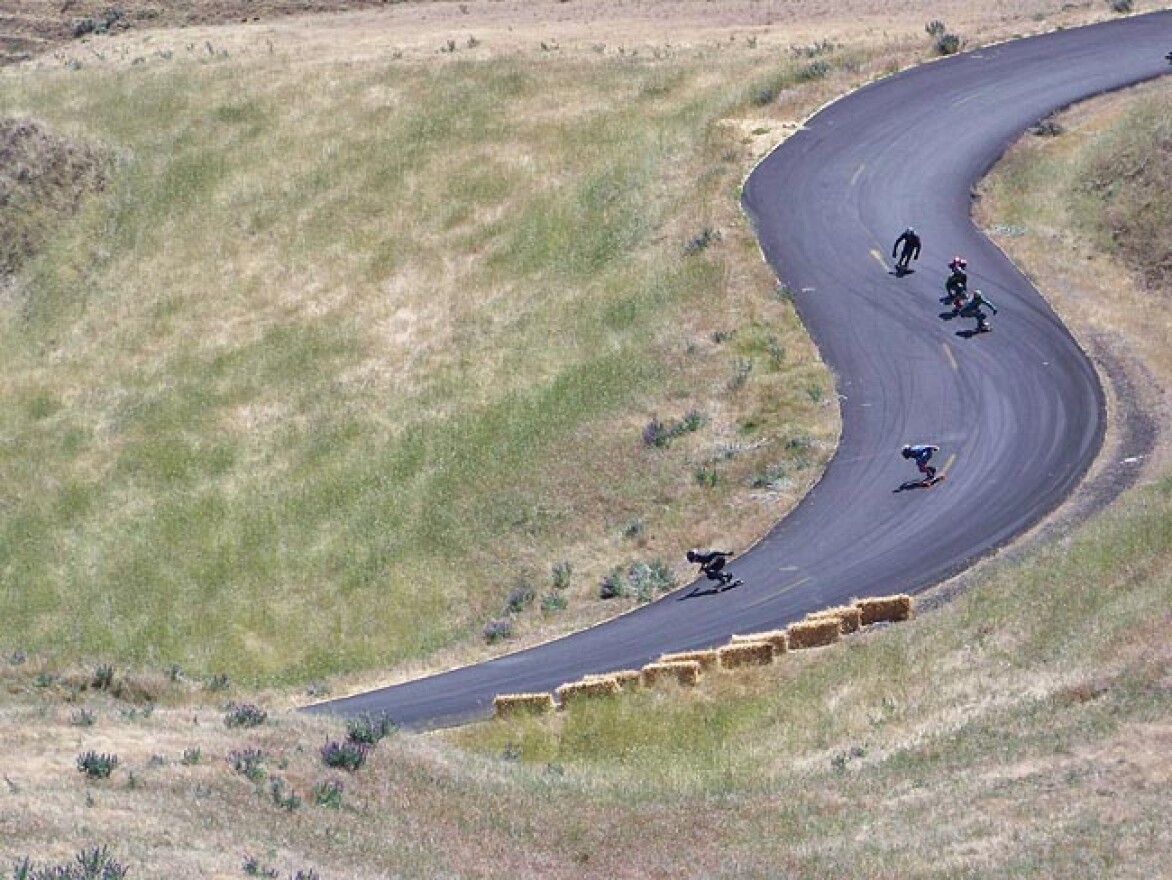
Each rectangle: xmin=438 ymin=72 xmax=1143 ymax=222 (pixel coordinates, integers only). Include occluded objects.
xmin=806 ymin=605 xmax=862 ymax=634
xmin=641 ymin=660 xmax=701 ymax=687
xmin=787 ymin=617 xmax=841 ymax=649
xmin=608 ymin=669 xmax=644 ymax=690
xmin=717 ymin=641 xmax=774 ymax=669
xmin=856 ymin=594 xmax=914 ymax=625
xmin=658 ymin=649 xmax=720 ymax=671
xmin=556 ymin=677 xmax=621 ymax=705
xmin=493 ymin=692 xmax=555 ymax=718
xmin=731 ymin=630 xmax=789 ymax=653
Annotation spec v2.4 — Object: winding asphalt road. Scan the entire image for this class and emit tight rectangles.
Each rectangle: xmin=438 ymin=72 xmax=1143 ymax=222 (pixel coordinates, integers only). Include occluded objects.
xmin=307 ymin=12 xmax=1172 ymax=730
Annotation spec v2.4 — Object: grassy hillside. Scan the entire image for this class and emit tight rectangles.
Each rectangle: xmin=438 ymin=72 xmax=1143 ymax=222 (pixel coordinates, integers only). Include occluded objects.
xmin=0 ymin=34 xmax=844 ymax=684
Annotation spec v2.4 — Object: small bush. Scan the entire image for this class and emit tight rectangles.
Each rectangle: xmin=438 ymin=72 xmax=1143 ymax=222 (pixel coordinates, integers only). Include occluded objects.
xmin=540 ymin=591 xmax=568 ymax=613
xmin=71 ymin=708 xmax=96 ymax=727
xmin=925 ymin=19 xmax=946 ymax=36
xmin=223 ymin=702 xmax=267 ymax=728
xmin=600 ymin=560 xmax=677 ymax=602
xmin=1031 ymin=118 xmax=1065 ymax=137
xmin=599 ymin=568 xmax=625 ymax=600
xmin=312 ymin=778 xmax=345 ymax=809
xmin=268 ymin=777 xmax=301 ymax=811
xmin=796 ymin=60 xmax=831 ymax=81
xmin=180 ymin=747 xmax=201 ymax=766
xmin=320 ymin=739 xmax=369 ymax=772
xmin=206 ymin=672 xmax=230 ymax=692
xmin=683 ymin=227 xmax=721 ymax=255
xmin=1108 ymin=0 xmax=1132 ymax=11
xmin=934 ymin=33 xmax=963 ymax=55
xmin=92 ymin=664 xmax=114 ymax=691
xmin=728 ymin=358 xmax=753 ymax=391
xmin=550 ymin=561 xmax=572 ymax=590
xmin=694 ymin=465 xmax=720 ymax=488
xmin=226 ymin=748 xmax=266 ymax=782
xmin=642 ymin=416 xmax=669 ymax=448
xmin=346 ymin=713 xmax=396 ymax=746
xmin=242 ymin=855 xmax=279 ymax=878
xmin=12 ymin=845 xmax=128 ymax=879
xmin=503 ymin=580 xmax=535 ymax=614
xmin=77 ymin=751 xmax=119 ymax=779
xmin=483 ymin=617 xmax=514 ymax=643
xmin=643 ymin=411 xmax=709 ymax=448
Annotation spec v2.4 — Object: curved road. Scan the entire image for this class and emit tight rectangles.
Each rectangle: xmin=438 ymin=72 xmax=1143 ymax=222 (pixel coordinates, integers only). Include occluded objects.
xmin=308 ymin=12 xmax=1172 ymax=730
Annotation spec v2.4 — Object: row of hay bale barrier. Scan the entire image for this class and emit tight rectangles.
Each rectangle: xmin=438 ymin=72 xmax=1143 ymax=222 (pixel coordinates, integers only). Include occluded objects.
xmin=492 ymin=594 xmax=915 ymax=720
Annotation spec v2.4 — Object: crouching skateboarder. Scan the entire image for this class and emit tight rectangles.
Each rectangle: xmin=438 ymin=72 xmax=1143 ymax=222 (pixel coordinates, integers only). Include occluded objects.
xmin=901 ymin=443 xmax=943 ymax=487
xmin=686 ymin=548 xmax=742 ymax=591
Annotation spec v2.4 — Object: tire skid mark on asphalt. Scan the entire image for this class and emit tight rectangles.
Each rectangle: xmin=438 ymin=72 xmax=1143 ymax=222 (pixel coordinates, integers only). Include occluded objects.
xmin=869 ymin=248 xmax=889 ymax=271
xmin=850 ymin=162 xmax=866 ymax=186
xmin=942 ymin=341 xmax=959 ymax=372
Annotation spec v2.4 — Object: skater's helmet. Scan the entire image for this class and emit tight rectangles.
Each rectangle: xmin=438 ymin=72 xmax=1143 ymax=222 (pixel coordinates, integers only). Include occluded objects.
xmin=686 ymin=549 xmax=698 ymax=563
xmin=949 ymin=256 xmax=967 ymax=270
xmin=905 ymin=226 xmax=916 ymax=235
xmin=901 ymin=445 xmax=913 ymax=458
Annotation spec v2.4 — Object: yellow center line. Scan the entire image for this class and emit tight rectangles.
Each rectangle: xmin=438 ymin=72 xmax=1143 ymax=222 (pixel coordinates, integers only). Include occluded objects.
xmin=744 ymin=576 xmax=810 ymax=609
xmin=942 ymin=341 xmax=959 ymax=371
xmin=850 ymin=163 xmax=866 ymax=186
xmin=870 ymin=248 xmax=889 ymax=271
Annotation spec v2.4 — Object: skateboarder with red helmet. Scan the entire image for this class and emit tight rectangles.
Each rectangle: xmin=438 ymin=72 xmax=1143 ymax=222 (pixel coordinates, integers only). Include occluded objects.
xmin=944 ymin=256 xmax=968 ymax=310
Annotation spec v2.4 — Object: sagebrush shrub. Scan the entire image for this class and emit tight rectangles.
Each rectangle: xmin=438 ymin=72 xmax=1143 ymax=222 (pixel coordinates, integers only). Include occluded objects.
xmin=346 ymin=713 xmax=396 ymax=745
xmin=77 ymin=751 xmax=119 ymax=779
xmin=13 ymin=844 xmax=128 ymax=879
xmin=226 ymin=747 xmax=266 ymax=782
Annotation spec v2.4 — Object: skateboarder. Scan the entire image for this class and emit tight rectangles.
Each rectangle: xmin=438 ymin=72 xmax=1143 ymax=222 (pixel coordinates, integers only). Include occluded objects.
xmin=901 ymin=443 xmax=940 ymax=484
xmin=958 ymin=289 xmax=998 ymax=332
xmin=892 ymin=227 xmax=922 ymax=272
xmin=944 ymin=256 xmax=968 ymax=310
xmin=686 ymin=548 xmax=736 ymax=588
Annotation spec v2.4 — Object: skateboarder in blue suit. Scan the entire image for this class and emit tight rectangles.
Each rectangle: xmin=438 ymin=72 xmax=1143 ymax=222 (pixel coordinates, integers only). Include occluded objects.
xmin=901 ymin=443 xmax=939 ymax=483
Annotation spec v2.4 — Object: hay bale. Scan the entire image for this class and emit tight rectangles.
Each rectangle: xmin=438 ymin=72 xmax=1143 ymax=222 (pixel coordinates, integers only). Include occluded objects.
xmin=658 ymin=649 xmax=720 ymax=671
xmin=717 ymin=641 xmax=774 ymax=669
xmin=787 ymin=617 xmax=841 ymax=650
xmin=493 ymin=692 xmax=555 ymax=719
xmin=731 ymin=630 xmax=789 ymax=653
xmin=856 ymin=594 xmax=914 ymax=625
xmin=807 ymin=605 xmax=862 ymax=634
xmin=556 ymin=677 xmax=621 ymax=705
xmin=641 ymin=660 xmax=701 ymax=688
xmin=608 ymin=669 xmax=643 ymax=690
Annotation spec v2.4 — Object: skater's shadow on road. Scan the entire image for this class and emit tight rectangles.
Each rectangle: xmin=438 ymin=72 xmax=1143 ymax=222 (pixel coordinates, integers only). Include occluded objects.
xmin=938 ymin=310 xmax=958 ymax=321
xmin=894 ymin=480 xmax=930 ymax=493
xmin=891 ymin=267 xmax=915 ymax=277
xmin=679 ymin=580 xmax=742 ymax=600
xmin=954 ymin=328 xmax=987 ymax=339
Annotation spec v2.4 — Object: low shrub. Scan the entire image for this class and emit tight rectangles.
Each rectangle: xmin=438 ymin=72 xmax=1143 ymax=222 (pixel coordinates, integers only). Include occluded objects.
xmin=346 ymin=713 xmax=396 ymax=746
xmin=483 ymin=617 xmax=514 ymax=643
xmin=226 ymin=748 xmax=266 ymax=782
xmin=77 ymin=751 xmax=119 ymax=779
xmin=312 ymin=778 xmax=345 ymax=809
xmin=268 ymin=777 xmax=302 ymax=811
xmin=223 ymin=702 xmax=267 ymax=728
xmin=320 ymin=739 xmax=369 ymax=772
xmin=12 ymin=845 xmax=128 ymax=879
